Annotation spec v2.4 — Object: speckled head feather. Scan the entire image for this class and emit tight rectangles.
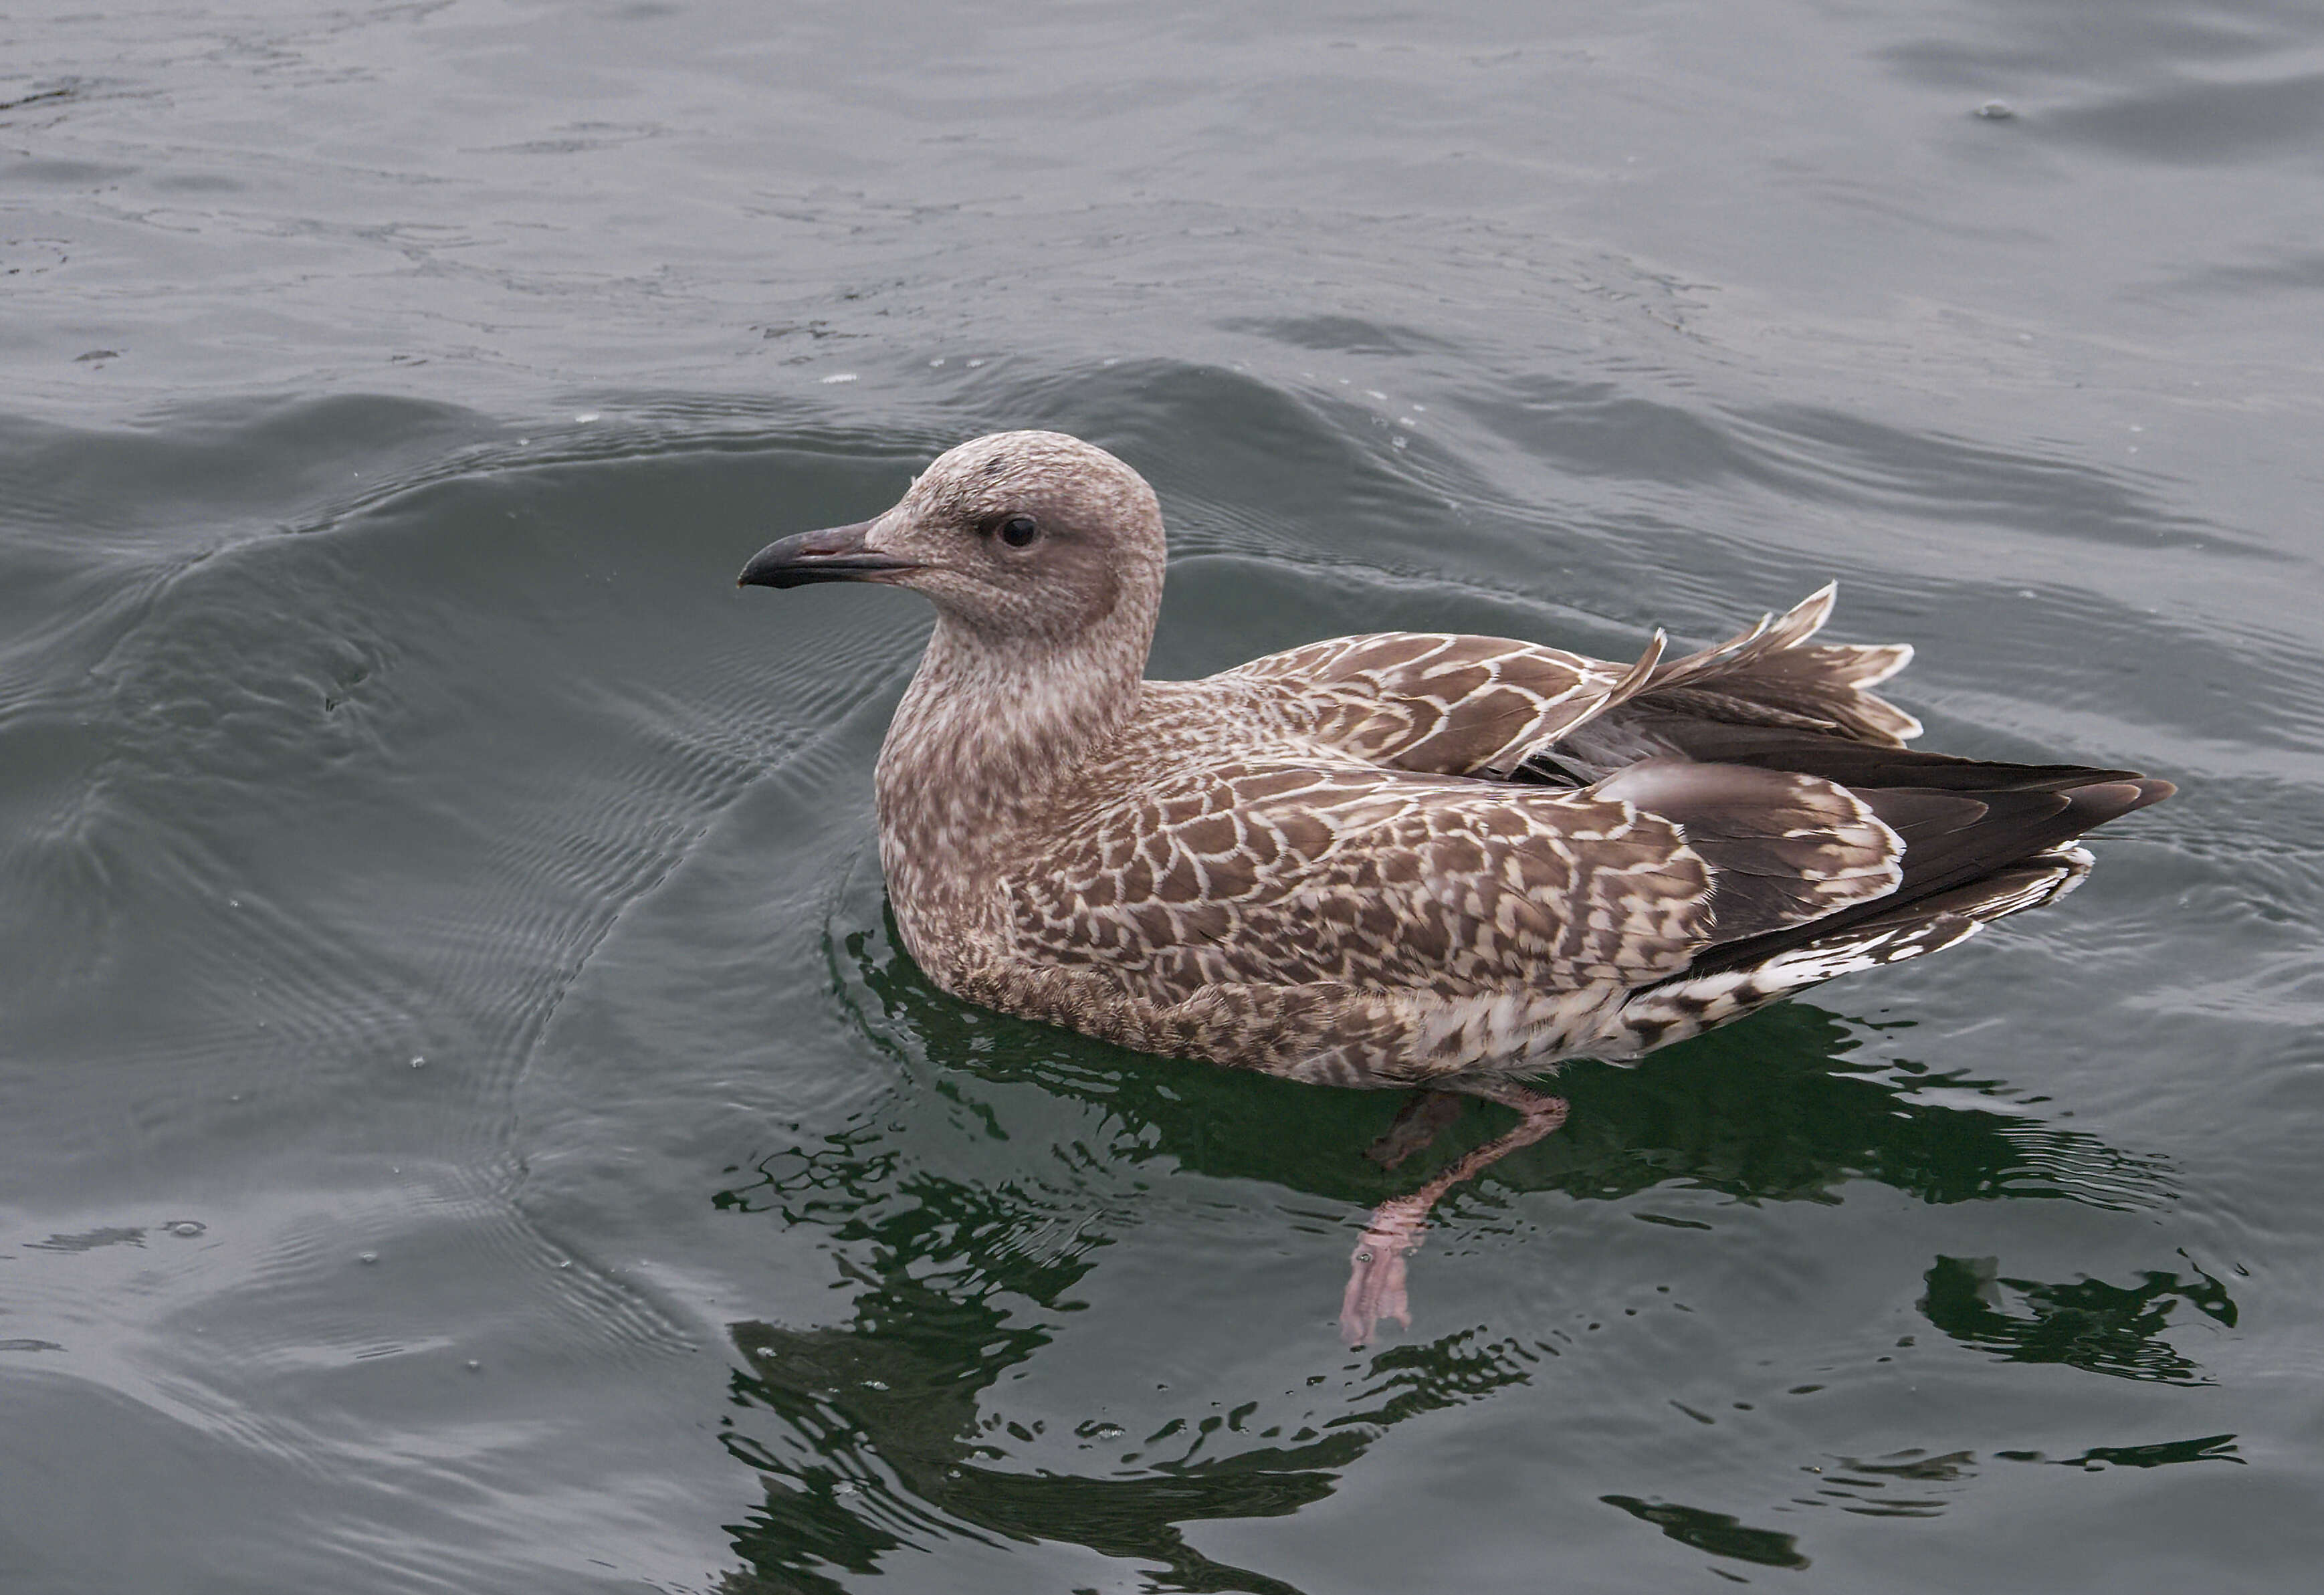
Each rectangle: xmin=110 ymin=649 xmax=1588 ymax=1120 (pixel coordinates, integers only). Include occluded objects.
xmin=867 ymin=430 xmax=1166 ymax=648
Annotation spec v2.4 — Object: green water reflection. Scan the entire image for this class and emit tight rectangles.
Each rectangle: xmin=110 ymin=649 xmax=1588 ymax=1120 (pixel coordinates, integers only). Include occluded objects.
xmin=702 ymin=908 xmax=2236 ymax=1590
xmin=1920 ymin=1254 xmax=2238 ymax=1386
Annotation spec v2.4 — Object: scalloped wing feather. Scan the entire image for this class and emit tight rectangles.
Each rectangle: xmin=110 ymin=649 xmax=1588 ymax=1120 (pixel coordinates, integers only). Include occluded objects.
xmin=1220 ymin=586 xmax=1919 ymax=785
xmin=1224 ymin=629 xmax=1667 ymax=775
xmin=1009 ymin=764 xmax=1716 ymax=1001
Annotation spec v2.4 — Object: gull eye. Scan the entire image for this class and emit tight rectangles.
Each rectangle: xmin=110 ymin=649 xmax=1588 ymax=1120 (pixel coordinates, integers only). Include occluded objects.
xmin=998 ymin=514 xmax=1039 ymax=548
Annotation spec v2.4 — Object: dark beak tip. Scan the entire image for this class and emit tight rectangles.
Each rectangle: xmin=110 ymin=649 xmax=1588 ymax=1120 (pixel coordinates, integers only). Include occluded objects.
xmin=737 ymin=520 xmax=916 ymax=592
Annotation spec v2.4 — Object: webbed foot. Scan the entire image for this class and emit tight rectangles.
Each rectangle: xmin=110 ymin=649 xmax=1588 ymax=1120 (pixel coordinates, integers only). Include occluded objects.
xmin=1338 ymin=1083 xmax=1570 ymax=1348
xmin=1340 ymin=1194 xmax=1431 ymax=1346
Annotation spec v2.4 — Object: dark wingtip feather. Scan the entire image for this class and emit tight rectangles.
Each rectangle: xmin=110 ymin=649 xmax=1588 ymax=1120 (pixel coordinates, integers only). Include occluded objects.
xmin=2064 ymin=777 xmax=2176 ymax=826
xmin=1658 ymin=763 xmax=2170 ymax=987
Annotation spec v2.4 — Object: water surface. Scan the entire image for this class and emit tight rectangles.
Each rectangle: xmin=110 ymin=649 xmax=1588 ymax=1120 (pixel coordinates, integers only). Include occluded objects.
xmin=4 ymin=3 xmax=2321 ymax=1590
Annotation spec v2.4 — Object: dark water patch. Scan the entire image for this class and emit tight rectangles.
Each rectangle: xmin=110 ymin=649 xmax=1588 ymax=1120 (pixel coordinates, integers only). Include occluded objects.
xmin=2161 ymin=247 xmax=2324 ymax=296
xmin=716 ymin=1145 xmax=1546 ymax=1594
xmin=23 ymin=1225 xmax=145 ymax=1253
xmin=1919 ymin=1253 xmax=2237 ymax=1385
xmin=1105 ymin=364 xmax=1442 ymax=532
xmin=2 ymin=156 xmax=136 ymax=187
xmin=1600 ymin=1493 xmax=1810 ymax=1570
xmin=1454 ymin=374 xmax=1768 ymax=493
xmin=1221 ymin=314 xmax=1467 ymax=360
xmin=0 ymin=397 xmax=498 ymax=556
xmin=1881 ymin=0 xmax=2315 ymax=85
xmin=2045 ymin=72 xmax=2324 ymax=167
xmin=1805 ymin=1447 xmax=1980 ymax=1519
xmin=1725 ymin=404 xmax=2247 ymax=556
xmin=2010 ymin=1432 xmax=2244 ymax=1471
xmin=719 ymin=1186 xmax=1352 ymax=1595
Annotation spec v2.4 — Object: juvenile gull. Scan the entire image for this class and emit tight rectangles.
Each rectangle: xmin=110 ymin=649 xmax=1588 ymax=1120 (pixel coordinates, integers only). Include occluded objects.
xmin=740 ymin=430 xmax=2172 ymax=1344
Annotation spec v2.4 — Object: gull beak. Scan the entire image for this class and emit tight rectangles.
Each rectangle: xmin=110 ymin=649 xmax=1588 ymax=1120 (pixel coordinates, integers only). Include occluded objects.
xmin=736 ymin=518 xmax=920 ymax=589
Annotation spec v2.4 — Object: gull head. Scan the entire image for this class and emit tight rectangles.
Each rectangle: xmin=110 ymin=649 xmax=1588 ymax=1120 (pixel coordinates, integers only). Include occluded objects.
xmin=739 ymin=430 xmax=1166 ymax=646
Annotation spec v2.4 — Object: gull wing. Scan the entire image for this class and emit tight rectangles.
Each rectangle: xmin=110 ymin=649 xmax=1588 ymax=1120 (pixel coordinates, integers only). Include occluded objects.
xmin=1221 ymin=584 xmax=1919 ymax=780
xmin=1007 ymin=760 xmax=1906 ymax=1005
xmin=1219 ymin=631 xmax=1665 ymax=776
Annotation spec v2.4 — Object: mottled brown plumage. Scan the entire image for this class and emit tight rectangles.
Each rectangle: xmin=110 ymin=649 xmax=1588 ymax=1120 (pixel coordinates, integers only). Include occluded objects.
xmin=738 ymin=429 xmax=2172 ymax=1342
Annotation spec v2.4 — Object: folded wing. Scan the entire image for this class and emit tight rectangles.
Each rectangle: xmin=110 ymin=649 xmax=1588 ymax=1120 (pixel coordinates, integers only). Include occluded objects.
xmin=1008 ymin=760 xmax=1909 ymax=1006
xmin=1225 ymin=583 xmax=1921 ymax=781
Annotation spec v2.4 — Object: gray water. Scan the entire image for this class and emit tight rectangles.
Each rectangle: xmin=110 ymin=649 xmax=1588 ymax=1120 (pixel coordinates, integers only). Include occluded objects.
xmin=4 ymin=3 xmax=2321 ymax=1590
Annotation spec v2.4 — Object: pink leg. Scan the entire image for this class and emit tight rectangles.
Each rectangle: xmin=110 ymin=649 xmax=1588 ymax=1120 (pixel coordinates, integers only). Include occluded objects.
xmin=1340 ymin=1081 xmax=1570 ymax=1348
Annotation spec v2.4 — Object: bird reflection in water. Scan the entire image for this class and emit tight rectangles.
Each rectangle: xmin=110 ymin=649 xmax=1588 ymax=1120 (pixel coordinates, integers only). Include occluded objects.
xmin=700 ymin=899 xmax=2226 ymax=1592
